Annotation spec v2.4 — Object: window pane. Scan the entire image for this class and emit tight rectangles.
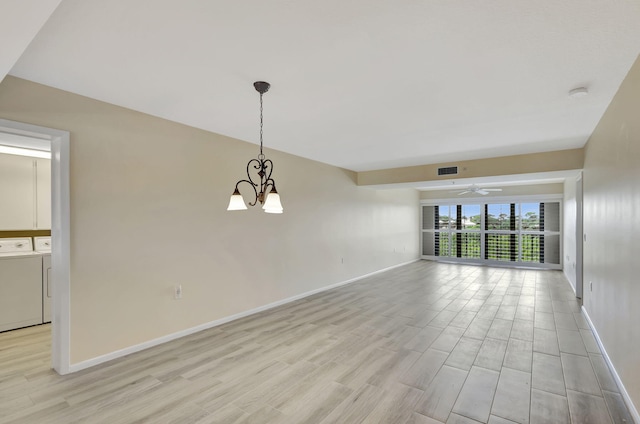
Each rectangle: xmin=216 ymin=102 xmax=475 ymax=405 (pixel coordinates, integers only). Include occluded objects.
xmin=435 ymin=232 xmax=450 ymax=257
xmin=422 ymin=232 xmax=435 ymax=255
xmin=458 ymin=232 xmax=481 ymax=258
xmin=543 ymin=202 xmax=560 ymax=232
xmin=521 ymin=203 xmax=540 ymax=231
xmin=521 ymin=234 xmax=542 ymax=262
xmin=422 ymin=206 xmax=436 ymax=230
xmin=486 ymin=233 xmax=516 ymax=261
xmin=520 ymin=234 xmax=560 ymax=264
xmin=438 ymin=205 xmax=451 ymax=230
xmin=544 ymin=234 xmax=560 ymax=264
xmin=461 ymin=205 xmax=481 ymax=230
xmin=486 ymin=204 xmax=513 ymax=230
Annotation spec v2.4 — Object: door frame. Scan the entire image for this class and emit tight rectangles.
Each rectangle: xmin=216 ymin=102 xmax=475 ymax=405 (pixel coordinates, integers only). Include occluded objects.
xmin=0 ymin=119 xmax=71 ymax=374
xmin=575 ymin=172 xmax=584 ymax=299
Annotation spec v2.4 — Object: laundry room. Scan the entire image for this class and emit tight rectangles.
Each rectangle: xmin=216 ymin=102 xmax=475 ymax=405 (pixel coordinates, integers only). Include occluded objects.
xmin=0 ymin=132 xmax=52 ymax=333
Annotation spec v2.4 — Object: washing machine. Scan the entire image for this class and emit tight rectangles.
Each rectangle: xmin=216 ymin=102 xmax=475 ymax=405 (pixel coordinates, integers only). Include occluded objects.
xmin=34 ymin=237 xmax=52 ymax=323
xmin=0 ymin=238 xmax=42 ymax=332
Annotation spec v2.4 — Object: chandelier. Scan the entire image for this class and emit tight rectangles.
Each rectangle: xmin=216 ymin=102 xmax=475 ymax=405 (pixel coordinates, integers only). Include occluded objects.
xmin=227 ymin=81 xmax=283 ymax=214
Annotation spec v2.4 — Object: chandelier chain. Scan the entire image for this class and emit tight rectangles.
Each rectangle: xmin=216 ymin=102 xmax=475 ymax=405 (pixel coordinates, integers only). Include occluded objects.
xmin=259 ymin=92 xmax=264 ymax=158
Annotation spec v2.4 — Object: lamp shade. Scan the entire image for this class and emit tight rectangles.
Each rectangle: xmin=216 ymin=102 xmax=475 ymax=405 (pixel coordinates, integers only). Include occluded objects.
xmin=262 ymin=191 xmax=283 ymax=214
xmin=227 ymin=189 xmax=247 ymax=210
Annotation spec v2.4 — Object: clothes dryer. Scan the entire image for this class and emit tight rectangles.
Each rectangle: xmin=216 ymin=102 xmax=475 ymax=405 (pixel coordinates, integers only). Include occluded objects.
xmin=34 ymin=237 xmax=52 ymax=323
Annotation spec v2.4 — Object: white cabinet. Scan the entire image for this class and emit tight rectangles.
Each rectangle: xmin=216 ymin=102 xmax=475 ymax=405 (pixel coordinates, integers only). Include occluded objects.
xmin=0 ymin=256 xmax=43 ymax=332
xmin=0 ymin=154 xmax=34 ymax=229
xmin=0 ymin=153 xmax=51 ymax=230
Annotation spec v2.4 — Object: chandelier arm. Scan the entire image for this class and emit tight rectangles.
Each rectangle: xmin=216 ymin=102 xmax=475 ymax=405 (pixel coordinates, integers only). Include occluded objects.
xmin=262 ymin=159 xmax=274 ymax=182
xmin=246 ymin=158 xmax=262 ymax=181
xmin=263 ymin=178 xmax=277 ymax=193
xmin=234 ymin=158 xmax=263 ymax=207
xmin=247 ymin=157 xmax=271 ymax=205
xmin=234 ymin=179 xmax=259 ymax=207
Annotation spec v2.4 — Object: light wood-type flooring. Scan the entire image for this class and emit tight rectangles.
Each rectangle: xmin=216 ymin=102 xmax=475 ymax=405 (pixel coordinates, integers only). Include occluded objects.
xmin=0 ymin=261 xmax=634 ymax=423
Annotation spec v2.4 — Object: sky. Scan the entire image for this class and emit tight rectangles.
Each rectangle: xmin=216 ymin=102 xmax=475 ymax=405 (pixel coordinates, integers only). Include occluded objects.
xmin=439 ymin=203 xmax=541 ymax=219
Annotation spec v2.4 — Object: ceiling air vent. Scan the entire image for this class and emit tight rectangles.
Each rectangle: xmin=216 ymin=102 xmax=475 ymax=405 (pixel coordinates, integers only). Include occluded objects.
xmin=437 ymin=166 xmax=458 ymax=176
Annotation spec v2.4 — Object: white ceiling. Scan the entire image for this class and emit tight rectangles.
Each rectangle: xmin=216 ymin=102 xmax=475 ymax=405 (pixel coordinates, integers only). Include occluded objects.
xmin=4 ymin=0 xmax=640 ymax=173
xmin=0 ymin=0 xmax=62 ymax=84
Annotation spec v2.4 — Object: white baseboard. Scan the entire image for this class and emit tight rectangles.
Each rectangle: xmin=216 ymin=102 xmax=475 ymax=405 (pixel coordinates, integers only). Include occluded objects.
xmin=563 ymin=269 xmax=577 ymax=296
xmin=562 ymin=268 xmax=580 ymax=299
xmin=581 ymin=306 xmax=640 ymax=424
xmin=68 ymin=258 xmax=421 ymax=373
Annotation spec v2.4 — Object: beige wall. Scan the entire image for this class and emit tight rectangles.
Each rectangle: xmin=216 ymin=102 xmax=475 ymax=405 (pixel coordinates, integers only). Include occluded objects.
xmin=0 ymin=76 xmax=419 ymax=364
xmin=419 ymin=183 xmax=563 ymax=200
xmin=582 ymin=55 xmax=640 ymax=409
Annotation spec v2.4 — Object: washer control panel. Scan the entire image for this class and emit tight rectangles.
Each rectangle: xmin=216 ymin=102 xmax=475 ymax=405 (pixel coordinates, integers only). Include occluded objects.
xmin=0 ymin=238 xmax=34 ymax=255
xmin=34 ymin=237 xmax=52 ymax=253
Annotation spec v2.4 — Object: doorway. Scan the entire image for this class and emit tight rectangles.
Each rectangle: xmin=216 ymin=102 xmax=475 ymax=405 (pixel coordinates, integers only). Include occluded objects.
xmin=0 ymin=118 xmax=70 ymax=374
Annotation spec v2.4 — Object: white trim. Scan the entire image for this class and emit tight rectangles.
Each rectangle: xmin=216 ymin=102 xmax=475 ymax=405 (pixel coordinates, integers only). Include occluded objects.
xmin=0 ymin=119 xmax=71 ymax=375
xmin=563 ymin=269 xmax=578 ymax=296
xmin=575 ymin=172 xmax=584 ymax=299
xmin=420 ymin=193 xmax=563 ymax=205
xmin=365 ymin=170 xmax=581 ymax=191
xmin=51 ymin=132 xmax=71 ymax=375
xmin=0 ymin=144 xmax=51 ymax=158
xmin=421 ymin=257 xmax=562 ymax=271
xmin=67 ymin=259 xmax=420 ymax=373
xmin=582 ymin=306 xmax=640 ymax=424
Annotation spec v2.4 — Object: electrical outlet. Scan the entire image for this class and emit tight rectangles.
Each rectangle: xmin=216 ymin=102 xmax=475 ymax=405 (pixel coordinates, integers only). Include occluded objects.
xmin=341 ymin=257 xmax=344 ymax=264
xmin=174 ymin=285 xmax=182 ymax=300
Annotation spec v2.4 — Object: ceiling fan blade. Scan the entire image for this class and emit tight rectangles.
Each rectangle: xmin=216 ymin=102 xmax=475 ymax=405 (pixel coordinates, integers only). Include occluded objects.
xmin=477 ymin=190 xmax=489 ymax=195
xmin=483 ymin=188 xmax=503 ymax=192
xmin=457 ymin=191 xmax=471 ymax=195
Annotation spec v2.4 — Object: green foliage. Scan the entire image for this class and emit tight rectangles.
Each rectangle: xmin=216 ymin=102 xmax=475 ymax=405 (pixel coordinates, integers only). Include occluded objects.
xmin=436 ymin=232 xmax=542 ymax=262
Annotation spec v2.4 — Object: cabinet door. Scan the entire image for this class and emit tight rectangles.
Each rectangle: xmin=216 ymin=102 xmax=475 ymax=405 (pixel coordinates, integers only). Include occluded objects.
xmin=36 ymin=159 xmax=51 ymax=229
xmin=0 ymin=154 xmax=34 ymax=230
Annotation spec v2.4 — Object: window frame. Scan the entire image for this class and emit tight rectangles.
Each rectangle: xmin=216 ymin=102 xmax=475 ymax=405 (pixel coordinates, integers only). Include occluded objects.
xmin=420 ymin=194 xmax=563 ymax=270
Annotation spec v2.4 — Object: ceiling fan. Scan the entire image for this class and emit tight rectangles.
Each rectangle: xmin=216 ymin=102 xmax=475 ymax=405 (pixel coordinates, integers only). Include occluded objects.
xmin=452 ymin=184 xmax=503 ymax=196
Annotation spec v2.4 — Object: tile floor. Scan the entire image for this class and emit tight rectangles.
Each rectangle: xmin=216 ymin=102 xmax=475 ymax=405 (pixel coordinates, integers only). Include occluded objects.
xmin=0 ymin=261 xmax=634 ymax=423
